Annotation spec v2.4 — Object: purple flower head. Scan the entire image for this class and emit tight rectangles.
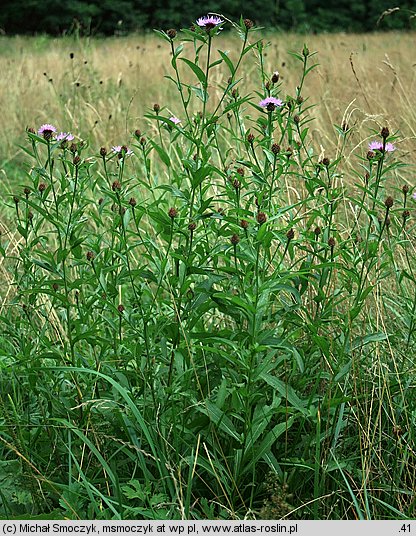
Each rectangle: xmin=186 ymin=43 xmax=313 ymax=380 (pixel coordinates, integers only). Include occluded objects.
xmin=368 ymin=140 xmax=396 ymax=153
xmin=259 ymin=96 xmax=283 ymax=112
xmin=112 ymin=145 xmax=133 ymax=156
xmin=196 ymin=15 xmax=224 ymax=30
xmin=56 ymin=132 xmax=74 ymax=142
xmin=169 ymin=116 xmax=181 ymax=125
xmin=412 ymin=191 xmax=416 ymax=201
xmin=38 ymin=124 xmax=57 ymax=139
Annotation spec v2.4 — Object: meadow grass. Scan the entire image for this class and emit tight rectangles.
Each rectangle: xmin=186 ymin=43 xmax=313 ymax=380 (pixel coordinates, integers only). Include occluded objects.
xmin=0 ymin=20 xmax=415 ymax=520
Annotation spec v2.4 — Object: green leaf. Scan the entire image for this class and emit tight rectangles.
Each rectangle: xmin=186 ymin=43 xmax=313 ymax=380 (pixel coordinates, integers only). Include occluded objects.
xmin=179 ymin=58 xmax=206 ymax=85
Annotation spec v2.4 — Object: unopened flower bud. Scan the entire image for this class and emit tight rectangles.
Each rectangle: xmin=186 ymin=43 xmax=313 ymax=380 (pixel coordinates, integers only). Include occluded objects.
xmin=381 ymin=126 xmax=389 ymax=139
xmin=168 ymin=207 xmax=178 ymax=219
xmin=384 ymin=196 xmax=394 ymax=209
xmin=257 ymin=212 xmax=267 ymax=225
xmin=167 ymin=28 xmax=177 ymax=39
xmin=271 ymin=71 xmax=279 ymax=84
xmin=230 ymin=233 xmax=240 ymax=245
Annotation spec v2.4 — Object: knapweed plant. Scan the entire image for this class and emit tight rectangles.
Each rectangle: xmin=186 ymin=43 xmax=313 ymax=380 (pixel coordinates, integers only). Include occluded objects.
xmin=0 ymin=16 xmax=415 ymax=520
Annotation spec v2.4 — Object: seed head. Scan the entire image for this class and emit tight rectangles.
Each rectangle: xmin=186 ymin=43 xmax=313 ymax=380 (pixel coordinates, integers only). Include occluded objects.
xmin=247 ymin=132 xmax=255 ymax=144
xmin=86 ymin=251 xmax=95 ymax=261
xmin=271 ymin=143 xmax=280 ymax=155
xmin=230 ymin=233 xmax=240 ymax=245
xmin=271 ymin=71 xmax=280 ymax=84
xmin=384 ymin=196 xmax=394 ymax=209
xmin=112 ymin=180 xmax=121 ymax=191
xmin=381 ymin=126 xmax=390 ymax=139
xmin=243 ymin=18 xmax=254 ymax=30
xmin=167 ymin=28 xmax=177 ymax=39
xmin=257 ymin=212 xmax=267 ymax=225
xmin=168 ymin=207 xmax=178 ymax=219
xmin=286 ymin=228 xmax=295 ymax=241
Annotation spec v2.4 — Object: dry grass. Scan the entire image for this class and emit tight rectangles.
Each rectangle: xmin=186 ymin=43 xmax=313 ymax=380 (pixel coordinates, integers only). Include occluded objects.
xmin=0 ymin=31 xmax=415 ymax=183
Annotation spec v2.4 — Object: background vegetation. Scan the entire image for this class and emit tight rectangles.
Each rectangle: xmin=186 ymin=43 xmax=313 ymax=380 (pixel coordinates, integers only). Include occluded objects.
xmin=0 ymin=0 xmax=415 ymax=35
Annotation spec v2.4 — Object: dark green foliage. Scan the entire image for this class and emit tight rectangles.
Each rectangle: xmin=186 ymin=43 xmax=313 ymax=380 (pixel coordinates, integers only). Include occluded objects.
xmin=0 ymin=0 xmax=415 ymax=34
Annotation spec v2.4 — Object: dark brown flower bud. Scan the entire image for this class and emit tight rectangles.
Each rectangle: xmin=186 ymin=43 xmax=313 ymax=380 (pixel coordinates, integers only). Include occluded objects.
xmin=402 ymin=185 xmax=409 ymax=195
xmin=286 ymin=228 xmax=295 ymax=241
xmin=265 ymin=81 xmax=271 ymax=91
xmin=112 ymin=180 xmax=121 ymax=191
xmin=367 ymin=151 xmax=375 ymax=160
xmin=232 ymin=88 xmax=238 ymax=99
xmin=381 ymin=126 xmax=389 ymax=139
xmin=233 ymin=179 xmax=241 ymax=190
xmin=86 ymin=251 xmax=95 ymax=261
xmin=230 ymin=233 xmax=240 ymax=245
xmin=140 ymin=136 xmax=146 ymax=146
xmin=73 ymin=155 xmax=81 ymax=166
xmin=322 ymin=157 xmax=330 ymax=167
xmin=70 ymin=143 xmax=77 ymax=153
xmin=70 ymin=52 xmax=74 ymax=59
xmin=297 ymin=95 xmax=304 ymax=105
xmin=117 ymin=304 xmax=125 ymax=313
xmin=293 ymin=114 xmax=300 ymax=124
xmin=271 ymin=143 xmax=280 ymax=155
xmin=384 ymin=196 xmax=394 ymax=209
xmin=129 ymin=197 xmax=137 ymax=207
xmin=328 ymin=237 xmax=336 ymax=248
xmin=240 ymin=219 xmax=249 ymax=229
xmin=271 ymin=71 xmax=279 ymax=84
xmin=98 ymin=197 xmax=104 ymax=205
xmin=257 ymin=212 xmax=267 ymax=225
xmin=314 ymin=226 xmax=321 ymax=237
xmin=24 ymin=187 xmax=30 ymax=197
xmin=168 ymin=207 xmax=178 ymax=219
xmin=100 ymin=146 xmax=107 ymax=157
xmin=402 ymin=210 xmax=410 ymax=220
xmin=167 ymin=28 xmax=177 ymax=39
xmin=27 ymin=127 xmax=35 ymax=134
xmin=243 ymin=18 xmax=254 ymax=30
xmin=365 ymin=172 xmax=370 ymax=183
xmin=52 ymin=283 xmax=59 ymax=292
xmin=13 ymin=195 xmax=19 ymax=205
xmin=134 ymin=129 xmax=142 ymax=138
xmin=38 ymin=183 xmax=46 ymax=192
xmin=236 ymin=167 xmax=244 ymax=176
xmin=153 ymin=103 xmax=160 ymax=113
xmin=188 ymin=221 xmax=196 ymax=231
xmin=247 ymin=132 xmax=255 ymax=144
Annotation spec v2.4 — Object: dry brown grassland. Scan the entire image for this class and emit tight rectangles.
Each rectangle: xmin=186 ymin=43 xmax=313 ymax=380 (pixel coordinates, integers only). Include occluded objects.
xmin=0 ymin=31 xmax=415 ymax=182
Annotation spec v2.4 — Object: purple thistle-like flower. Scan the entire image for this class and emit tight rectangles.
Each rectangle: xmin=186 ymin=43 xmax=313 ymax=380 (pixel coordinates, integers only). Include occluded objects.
xmin=169 ymin=116 xmax=181 ymax=125
xmin=412 ymin=191 xmax=416 ymax=201
xmin=196 ymin=15 xmax=224 ymax=30
xmin=112 ymin=145 xmax=133 ymax=156
xmin=259 ymin=96 xmax=283 ymax=112
xmin=368 ymin=140 xmax=396 ymax=152
xmin=56 ymin=132 xmax=74 ymax=142
xmin=38 ymin=124 xmax=57 ymax=138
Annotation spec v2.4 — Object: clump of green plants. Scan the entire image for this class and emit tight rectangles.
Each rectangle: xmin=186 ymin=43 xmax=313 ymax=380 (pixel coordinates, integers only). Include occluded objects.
xmin=0 ymin=15 xmax=415 ymax=520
